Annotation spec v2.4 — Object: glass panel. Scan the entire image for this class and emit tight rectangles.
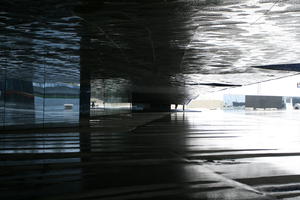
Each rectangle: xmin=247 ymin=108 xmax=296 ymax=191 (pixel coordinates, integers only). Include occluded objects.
xmin=33 ymin=80 xmax=45 ymax=126
xmin=43 ymin=53 xmax=80 ymax=127
xmin=43 ymin=81 xmax=80 ymax=126
xmin=0 ymin=65 xmax=5 ymax=127
xmin=4 ymin=58 xmax=35 ymax=127
xmin=0 ymin=1 xmax=81 ymax=130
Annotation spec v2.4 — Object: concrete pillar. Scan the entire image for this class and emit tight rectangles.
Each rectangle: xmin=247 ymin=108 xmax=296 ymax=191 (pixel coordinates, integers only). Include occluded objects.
xmin=79 ymin=78 xmax=90 ymax=124
xmin=79 ymin=42 xmax=91 ymax=125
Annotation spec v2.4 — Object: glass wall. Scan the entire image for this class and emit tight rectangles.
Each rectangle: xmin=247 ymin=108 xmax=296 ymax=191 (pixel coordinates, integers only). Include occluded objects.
xmin=0 ymin=64 xmax=5 ymax=128
xmin=0 ymin=0 xmax=82 ymax=129
xmin=0 ymin=51 xmax=80 ymax=129
xmin=0 ymin=1 xmax=137 ymax=129
xmin=43 ymin=53 xmax=80 ymax=127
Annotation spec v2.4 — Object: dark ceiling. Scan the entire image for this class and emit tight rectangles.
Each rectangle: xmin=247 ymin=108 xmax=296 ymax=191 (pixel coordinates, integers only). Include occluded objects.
xmin=1 ymin=0 xmax=300 ymax=104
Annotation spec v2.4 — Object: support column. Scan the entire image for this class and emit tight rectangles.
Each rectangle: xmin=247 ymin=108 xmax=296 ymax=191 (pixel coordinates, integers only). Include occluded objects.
xmin=79 ymin=70 xmax=91 ymax=126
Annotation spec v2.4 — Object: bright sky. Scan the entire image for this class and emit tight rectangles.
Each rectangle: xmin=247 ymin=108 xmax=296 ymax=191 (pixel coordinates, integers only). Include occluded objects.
xmin=195 ymin=73 xmax=300 ymax=101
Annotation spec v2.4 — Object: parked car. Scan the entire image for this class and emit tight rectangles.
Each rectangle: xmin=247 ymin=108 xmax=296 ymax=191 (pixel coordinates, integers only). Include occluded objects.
xmin=294 ymin=103 xmax=300 ymax=110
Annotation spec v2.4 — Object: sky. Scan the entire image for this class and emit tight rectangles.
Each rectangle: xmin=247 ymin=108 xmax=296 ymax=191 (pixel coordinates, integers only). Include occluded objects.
xmin=194 ymin=73 xmax=300 ymax=101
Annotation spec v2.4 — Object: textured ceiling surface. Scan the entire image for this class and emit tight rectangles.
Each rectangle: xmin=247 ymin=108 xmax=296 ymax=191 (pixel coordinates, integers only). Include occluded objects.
xmin=1 ymin=0 xmax=300 ymax=103
xmin=0 ymin=0 xmax=81 ymax=83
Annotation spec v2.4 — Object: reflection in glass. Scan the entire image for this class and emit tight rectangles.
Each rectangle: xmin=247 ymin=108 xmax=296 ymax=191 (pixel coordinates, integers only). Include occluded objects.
xmin=0 ymin=1 xmax=81 ymax=129
xmin=0 ymin=66 xmax=5 ymax=127
xmin=0 ymin=51 xmax=80 ymax=128
xmin=44 ymin=81 xmax=80 ymax=126
xmin=33 ymin=82 xmax=44 ymax=125
xmin=4 ymin=77 xmax=35 ymax=126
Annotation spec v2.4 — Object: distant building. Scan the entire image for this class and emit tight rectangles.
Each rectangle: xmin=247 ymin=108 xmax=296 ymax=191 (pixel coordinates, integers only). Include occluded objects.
xmin=245 ymin=95 xmax=284 ymax=110
xmin=186 ymin=100 xmax=224 ymax=110
xmin=223 ymin=94 xmax=245 ymax=108
xmin=232 ymin=102 xmax=245 ymax=107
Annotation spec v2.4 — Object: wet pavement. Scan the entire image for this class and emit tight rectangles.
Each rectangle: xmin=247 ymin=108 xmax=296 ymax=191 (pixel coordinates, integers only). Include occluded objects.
xmin=1 ymin=110 xmax=300 ymax=199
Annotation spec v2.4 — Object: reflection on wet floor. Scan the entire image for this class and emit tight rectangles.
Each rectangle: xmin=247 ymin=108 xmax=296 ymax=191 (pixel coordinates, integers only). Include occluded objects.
xmin=0 ymin=132 xmax=80 ymax=154
xmin=1 ymin=111 xmax=300 ymax=199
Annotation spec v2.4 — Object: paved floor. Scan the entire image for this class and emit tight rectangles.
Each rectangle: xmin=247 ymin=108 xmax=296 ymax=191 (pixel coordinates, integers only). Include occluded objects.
xmin=1 ymin=110 xmax=300 ymax=200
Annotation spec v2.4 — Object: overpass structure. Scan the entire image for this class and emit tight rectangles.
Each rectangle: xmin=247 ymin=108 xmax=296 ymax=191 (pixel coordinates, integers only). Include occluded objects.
xmin=1 ymin=0 xmax=300 ymax=126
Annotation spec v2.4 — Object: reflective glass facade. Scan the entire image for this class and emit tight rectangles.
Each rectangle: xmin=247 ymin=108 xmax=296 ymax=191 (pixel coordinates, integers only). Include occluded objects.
xmin=0 ymin=1 xmax=81 ymax=129
xmin=0 ymin=65 xmax=80 ymax=129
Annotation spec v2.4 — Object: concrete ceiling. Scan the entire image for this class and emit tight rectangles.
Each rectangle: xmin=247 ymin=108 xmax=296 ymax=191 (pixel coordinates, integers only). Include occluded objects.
xmin=1 ymin=0 xmax=300 ymax=104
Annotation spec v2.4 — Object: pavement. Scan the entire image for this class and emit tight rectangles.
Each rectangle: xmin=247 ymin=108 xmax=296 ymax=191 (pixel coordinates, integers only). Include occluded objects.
xmin=1 ymin=110 xmax=300 ymax=199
